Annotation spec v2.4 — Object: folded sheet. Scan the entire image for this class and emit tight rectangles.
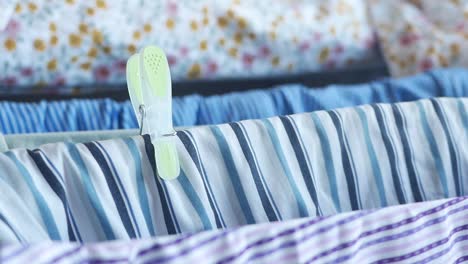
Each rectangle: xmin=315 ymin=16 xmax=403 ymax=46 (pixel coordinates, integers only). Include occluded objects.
xmin=1 ymin=68 xmax=467 ymax=134
xmin=2 ymin=196 xmax=467 ymax=263
xmin=0 ymin=97 xmax=466 ymax=243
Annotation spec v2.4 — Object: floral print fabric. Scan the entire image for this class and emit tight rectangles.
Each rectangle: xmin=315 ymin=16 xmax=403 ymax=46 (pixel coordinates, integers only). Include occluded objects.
xmin=0 ymin=0 xmax=377 ymax=88
xmin=369 ymin=0 xmax=468 ymax=77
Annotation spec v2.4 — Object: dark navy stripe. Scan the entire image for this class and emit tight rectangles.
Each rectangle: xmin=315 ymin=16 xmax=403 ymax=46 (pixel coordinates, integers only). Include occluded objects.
xmin=230 ymin=122 xmax=280 ymax=221
xmin=142 ymin=135 xmax=180 ymax=234
xmin=391 ymin=105 xmax=425 ymax=202
xmin=371 ymin=104 xmax=407 ymax=204
xmin=95 ymin=141 xmax=143 ymax=237
xmin=279 ymin=116 xmax=322 ymax=216
xmin=84 ymin=142 xmax=137 ymax=238
xmin=430 ymin=98 xmax=461 ymax=196
xmin=178 ymin=131 xmax=226 ymax=228
xmin=327 ymin=111 xmax=361 ymax=210
xmin=27 ymin=150 xmax=79 ymax=241
xmin=210 ymin=126 xmax=256 ymax=224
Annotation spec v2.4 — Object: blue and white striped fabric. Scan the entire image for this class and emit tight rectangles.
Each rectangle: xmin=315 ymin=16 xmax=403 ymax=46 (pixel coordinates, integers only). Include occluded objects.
xmin=1 ymin=68 xmax=467 ymax=134
xmin=0 ymin=97 xmax=467 ymax=243
xmin=2 ymin=196 xmax=468 ymax=264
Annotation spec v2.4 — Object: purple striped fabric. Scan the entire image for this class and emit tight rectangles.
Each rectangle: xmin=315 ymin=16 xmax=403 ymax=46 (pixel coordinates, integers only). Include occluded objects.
xmin=2 ymin=196 xmax=468 ymax=264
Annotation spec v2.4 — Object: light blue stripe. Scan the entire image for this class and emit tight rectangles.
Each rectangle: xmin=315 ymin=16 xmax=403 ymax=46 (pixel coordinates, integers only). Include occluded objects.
xmin=177 ymin=170 xmax=213 ymax=230
xmin=210 ymin=126 xmax=255 ymax=224
xmin=123 ymin=138 xmax=155 ymax=236
xmin=310 ymin=113 xmax=342 ymax=211
xmin=262 ymin=119 xmax=309 ymax=216
xmin=4 ymin=152 xmax=61 ymax=240
xmin=65 ymin=143 xmax=115 ymax=240
xmin=356 ymin=108 xmax=388 ymax=207
xmin=458 ymin=100 xmax=468 ymax=136
xmin=417 ymin=102 xmax=449 ymax=197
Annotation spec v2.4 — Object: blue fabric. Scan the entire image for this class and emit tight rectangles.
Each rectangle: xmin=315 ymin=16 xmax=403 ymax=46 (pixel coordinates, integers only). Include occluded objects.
xmin=0 ymin=68 xmax=467 ymax=134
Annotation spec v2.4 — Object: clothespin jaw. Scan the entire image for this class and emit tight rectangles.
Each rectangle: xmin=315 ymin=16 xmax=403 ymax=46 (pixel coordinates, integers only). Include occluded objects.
xmin=126 ymin=46 xmax=180 ymax=180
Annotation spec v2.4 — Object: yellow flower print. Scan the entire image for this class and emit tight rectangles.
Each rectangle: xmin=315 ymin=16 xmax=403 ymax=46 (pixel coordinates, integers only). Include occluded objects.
xmin=96 ymin=0 xmax=107 ymax=9
xmin=49 ymin=22 xmax=57 ymax=32
xmin=190 ymin=20 xmax=198 ymax=31
xmin=144 ymin=24 xmax=152 ymax=33
xmin=34 ymin=39 xmax=46 ymax=51
xmin=218 ymin=38 xmax=225 ymax=46
xmin=50 ymin=35 xmax=58 ymax=46
xmin=79 ymin=23 xmax=88 ymax=34
xmin=4 ymin=38 xmax=16 ymax=51
xmin=217 ymin=17 xmax=229 ymax=28
xmin=133 ymin=31 xmax=141 ymax=40
xmin=237 ymin=17 xmax=247 ymax=29
xmin=271 ymin=56 xmax=280 ymax=66
xmin=398 ymin=60 xmax=407 ymax=69
xmin=438 ymin=54 xmax=448 ymax=67
xmin=66 ymin=0 xmax=75 ymax=5
xmin=69 ymin=34 xmax=82 ymax=47
xmin=128 ymin=44 xmax=136 ymax=53
xmin=92 ymin=30 xmax=103 ymax=44
xmin=80 ymin=62 xmax=92 ymax=70
xmin=166 ymin=19 xmax=175 ymax=30
xmin=71 ymin=56 xmax=78 ymax=63
xmin=319 ymin=47 xmax=330 ymax=63
xmin=188 ymin=63 xmax=201 ymax=78
xmin=450 ymin=43 xmax=460 ymax=56
xmin=103 ymin=46 xmax=112 ymax=54
xmin=203 ymin=17 xmax=209 ymax=26
xmin=28 ymin=2 xmax=38 ymax=12
xmin=234 ymin=32 xmax=243 ymax=44
xmin=269 ymin=31 xmax=277 ymax=40
xmin=87 ymin=8 xmax=95 ymax=16
xmin=88 ymin=47 xmax=98 ymax=58
xmin=202 ymin=6 xmax=208 ymax=14
xmin=229 ymin=47 xmax=237 ymax=57
xmin=200 ymin=40 xmax=208 ymax=50
xmin=248 ymin=32 xmax=256 ymax=40
xmin=227 ymin=9 xmax=235 ymax=19
xmin=47 ymin=59 xmax=57 ymax=71
xmin=15 ymin=3 xmax=21 ymax=13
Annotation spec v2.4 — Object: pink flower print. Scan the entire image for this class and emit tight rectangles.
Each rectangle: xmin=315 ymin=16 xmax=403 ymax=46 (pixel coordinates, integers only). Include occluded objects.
xmin=94 ymin=66 xmax=110 ymax=81
xmin=299 ymin=42 xmax=310 ymax=52
xmin=180 ymin=47 xmax=189 ymax=56
xmin=167 ymin=2 xmax=178 ymax=15
xmin=259 ymin=46 xmax=271 ymax=58
xmin=3 ymin=77 xmax=17 ymax=86
xmin=456 ymin=22 xmax=465 ymax=32
xmin=20 ymin=67 xmax=33 ymax=77
xmin=420 ymin=58 xmax=433 ymax=72
xmin=365 ymin=37 xmax=375 ymax=49
xmin=207 ymin=61 xmax=218 ymax=74
xmin=242 ymin=53 xmax=255 ymax=67
xmin=334 ymin=44 xmax=344 ymax=54
xmin=4 ymin=20 xmax=20 ymax=37
xmin=325 ymin=60 xmax=336 ymax=70
xmin=54 ymin=76 xmax=66 ymax=86
xmin=113 ymin=60 xmax=127 ymax=73
xmin=399 ymin=33 xmax=419 ymax=46
xmin=313 ymin=32 xmax=322 ymax=41
xmin=167 ymin=55 xmax=177 ymax=66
